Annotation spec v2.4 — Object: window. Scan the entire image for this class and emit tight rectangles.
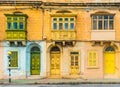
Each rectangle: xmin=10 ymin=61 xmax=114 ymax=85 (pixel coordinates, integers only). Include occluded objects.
xmin=6 ymin=16 xmax=27 ymax=30
xmin=88 ymin=51 xmax=98 ymax=67
xmin=92 ymin=15 xmax=114 ymax=30
xmin=10 ymin=51 xmax=18 ymax=67
xmin=52 ymin=17 xmax=75 ymax=30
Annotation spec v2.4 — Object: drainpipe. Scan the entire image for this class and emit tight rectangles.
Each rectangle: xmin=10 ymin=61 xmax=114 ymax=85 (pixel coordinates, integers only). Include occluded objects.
xmin=41 ymin=6 xmax=47 ymax=77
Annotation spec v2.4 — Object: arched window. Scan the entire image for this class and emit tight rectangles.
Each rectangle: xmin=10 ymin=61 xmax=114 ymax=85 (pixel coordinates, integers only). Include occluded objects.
xmin=31 ymin=46 xmax=40 ymax=53
xmin=105 ymin=46 xmax=115 ymax=52
xmin=50 ymin=46 xmax=60 ymax=52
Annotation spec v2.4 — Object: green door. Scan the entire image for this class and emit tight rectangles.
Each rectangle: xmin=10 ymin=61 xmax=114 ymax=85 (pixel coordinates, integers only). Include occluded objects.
xmin=30 ymin=47 xmax=40 ymax=75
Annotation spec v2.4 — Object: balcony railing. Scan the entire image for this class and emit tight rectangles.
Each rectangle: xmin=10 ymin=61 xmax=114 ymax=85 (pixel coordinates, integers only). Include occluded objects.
xmin=6 ymin=30 xmax=27 ymax=40
xmin=52 ymin=30 xmax=76 ymax=40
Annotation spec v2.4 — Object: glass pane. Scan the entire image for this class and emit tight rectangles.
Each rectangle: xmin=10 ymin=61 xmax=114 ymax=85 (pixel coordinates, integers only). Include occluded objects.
xmin=50 ymin=46 xmax=60 ymax=52
xmin=70 ymin=52 xmax=79 ymax=54
xmin=110 ymin=15 xmax=114 ymax=19
xmin=7 ymin=18 xmax=12 ymax=20
xmin=65 ymin=18 xmax=68 ymax=21
xmin=13 ymin=17 xmax=17 ymax=20
xmin=110 ymin=21 xmax=113 ymax=30
xmin=93 ymin=16 xmax=97 ymax=19
xmin=70 ymin=18 xmax=74 ymax=21
xmin=75 ymin=62 xmax=78 ymax=66
xmin=19 ymin=17 xmax=24 ymax=20
xmin=53 ymin=18 xmax=57 ymax=21
xmin=20 ymin=22 xmax=24 ymax=30
xmin=105 ymin=46 xmax=115 ymax=51
xmin=13 ymin=22 xmax=17 ymax=29
xmin=98 ymin=16 xmax=102 ymax=19
xmin=59 ymin=18 xmax=62 ymax=21
xmin=104 ymin=15 xmax=108 ymax=19
xmin=59 ymin=23 xmax=62 ymax=30
xmin=104 ymin=20 xmax=108 ymax=30
xmin=70 ymin=23 xmax=74 ymax=30
xmin=53 ymin=23 xmax=57 ymax=30
xmin=7 ymin=22 xmax=12 ymax=30
xmin=98 ymin=21 xmax=102 ymax=30
xmin=65 ymin=23 xmax=68 ymax=30
xmin=93 ymin=20 xmax=97 ymax=30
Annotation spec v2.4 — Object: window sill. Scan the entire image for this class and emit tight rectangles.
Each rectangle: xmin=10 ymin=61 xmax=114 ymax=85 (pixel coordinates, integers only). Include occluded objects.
xmin=87 ymin=66 xmax=99 ymax=69
xmin=8 ymin=67 xmax=19 ymax=69
xmin=91 ymin=30 xmax=115 ymax=32
xmin=51 ymin=30 xmax=75 ymax=31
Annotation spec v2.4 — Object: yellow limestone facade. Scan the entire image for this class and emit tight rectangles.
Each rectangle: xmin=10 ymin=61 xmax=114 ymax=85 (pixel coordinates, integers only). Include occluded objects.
xmin=43 ymin=0 xmax=120 ymax=79
xmin=0 ymin=0 xmax=120 ymax=79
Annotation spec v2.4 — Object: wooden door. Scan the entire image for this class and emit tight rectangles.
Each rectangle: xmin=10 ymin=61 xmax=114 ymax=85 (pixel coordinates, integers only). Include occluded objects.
xmin=50 ymin=53 xmax=60 ymax=76
xmin=70 ymin=52 xmax=79 ymax=75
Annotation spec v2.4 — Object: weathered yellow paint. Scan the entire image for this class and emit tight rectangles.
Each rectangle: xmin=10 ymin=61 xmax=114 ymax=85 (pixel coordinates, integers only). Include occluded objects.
xmin=50 ymin=53 xmax=60 ymax=76
xmin=104 ymin=52 xmax=115 ymax=74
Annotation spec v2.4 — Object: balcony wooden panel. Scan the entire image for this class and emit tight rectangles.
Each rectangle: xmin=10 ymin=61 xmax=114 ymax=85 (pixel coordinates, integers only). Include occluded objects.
xmin=52 ymin=30 xmax=76 ymax=40
xmin=6 ymin=30 xmax=26 ymax=40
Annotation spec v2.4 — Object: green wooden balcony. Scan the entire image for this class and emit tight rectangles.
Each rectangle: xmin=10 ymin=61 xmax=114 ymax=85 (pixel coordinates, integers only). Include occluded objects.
xmin=6 ymin=30 xmax=27 ymax=40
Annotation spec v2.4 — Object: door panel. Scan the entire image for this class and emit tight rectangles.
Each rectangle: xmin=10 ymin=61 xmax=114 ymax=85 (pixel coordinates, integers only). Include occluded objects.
xmin=70 ymin=55 xmax=79 ymax=75
xmin=104 ymin=52 xmax=115 ymax=74
xmin=50 ymin=53 xmax=60 ymax=75
xmin=31 ymin=52 xmax=40 ymax=75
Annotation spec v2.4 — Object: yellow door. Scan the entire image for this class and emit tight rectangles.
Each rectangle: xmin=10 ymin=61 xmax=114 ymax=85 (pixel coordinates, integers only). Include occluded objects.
xmin=50 ymin=53 xmax=60 ymax=76
xmin=70 ymin=53 xmax=79 ymax=75
xmin=104 ymin=52 xmax=115 ymax=74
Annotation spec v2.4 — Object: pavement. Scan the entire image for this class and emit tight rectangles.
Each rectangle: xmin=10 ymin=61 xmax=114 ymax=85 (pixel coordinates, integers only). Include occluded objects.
xmin=1 ymin=78 xmax=120 ymax=84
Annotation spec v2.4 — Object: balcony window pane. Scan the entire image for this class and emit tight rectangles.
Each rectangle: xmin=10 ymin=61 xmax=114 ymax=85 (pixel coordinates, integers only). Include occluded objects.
xmin=53 ymin=18 xmax=57 ymax=22
xmin=53 ymin=23 xmax=57 ymax=30
xmin=110 ymin=21 xmax=113 ymax=30
xmin=7 ymin=22 xmax=12 ymax=30
xmin=98 ymin=16 xmax=102 ymax=19
xmin=104 ymin=15 xmax=108 ymax=19
xmin=19 ymin=17 xmax=24 ymax=20
xmin=65 ymin=18 xmax=68 ymax=21
xmin=13 ymin=22 xmax=17 ymax=30
xmin=104 ymin=20 xmax=108 ymax=30
xmin=59 ymin=18 xmax=62 ymax=21
xmin=70 ymin=18 xmax=74 ymax=21
xmin=93 ymin=16 xmax=97 ymax=19
xmin=7 ymin=18 xmax=12 ymax=20
xmin=19 ymin=22 xmax=24 ymax=30
xmin=110 ymin=15 xmax=114 ymax=19
xmin=65 ymin=23 xmax=68 ymax=30
xmin=59 ymin=23 xmax=62 ymax=30
xmin=70 ymin=23 xmax=74 ymax=30
xmin=13 ymin=17 xmax=17 ymax=20
xmin=93 ymin=20 xmax=97 ymax=30
xmin=98 ymin=21 xmax=102 ymax=30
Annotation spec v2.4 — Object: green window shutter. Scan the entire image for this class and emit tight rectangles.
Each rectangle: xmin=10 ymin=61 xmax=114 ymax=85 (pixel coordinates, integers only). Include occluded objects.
xmin=10 ymin=51 xmax=18 ymax=67
xmin=88 ymin=51 xmax=98 ymax=67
